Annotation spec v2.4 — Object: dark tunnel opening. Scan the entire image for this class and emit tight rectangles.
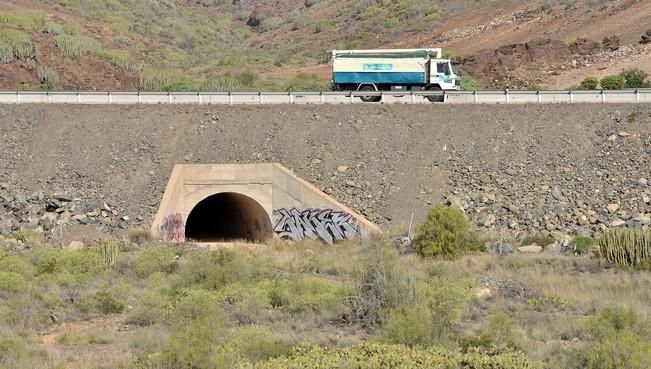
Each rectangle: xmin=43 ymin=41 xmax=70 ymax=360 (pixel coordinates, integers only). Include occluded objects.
xmin=185 ymin=192 xmax=273 ymax=243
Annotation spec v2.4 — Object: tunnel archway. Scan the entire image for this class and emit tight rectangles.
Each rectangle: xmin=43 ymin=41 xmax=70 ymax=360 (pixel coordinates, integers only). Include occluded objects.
xmin=185 ymin=192 xmax=272 ymax=242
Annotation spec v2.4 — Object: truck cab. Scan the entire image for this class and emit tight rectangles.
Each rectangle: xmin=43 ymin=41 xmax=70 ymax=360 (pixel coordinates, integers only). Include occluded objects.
xmin=431 ymin=60 xmax=461 ymax=91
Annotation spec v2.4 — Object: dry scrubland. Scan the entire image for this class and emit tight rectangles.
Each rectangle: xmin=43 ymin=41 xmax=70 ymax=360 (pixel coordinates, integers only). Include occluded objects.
xmin=1 ymin=209 xmax=651 ymax=369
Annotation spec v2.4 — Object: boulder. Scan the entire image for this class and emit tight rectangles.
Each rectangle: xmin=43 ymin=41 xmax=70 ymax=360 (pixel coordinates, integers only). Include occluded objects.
xmin=65 ymin=241 xmax=85 ymax=251
xmin=518 ymin=245 xmax=543 ymax=253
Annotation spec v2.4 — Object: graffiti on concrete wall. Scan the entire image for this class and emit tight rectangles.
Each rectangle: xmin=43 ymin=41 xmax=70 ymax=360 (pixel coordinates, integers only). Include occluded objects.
xmin=272 ymin=208 xmax=361 ymax=245
xmin=159 ymin=213 xmax=185 ymax=242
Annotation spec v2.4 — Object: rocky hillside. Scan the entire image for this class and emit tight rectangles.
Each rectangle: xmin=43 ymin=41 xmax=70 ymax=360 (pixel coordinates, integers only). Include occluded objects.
xmin=0 ymin=0 xmax=649 ymax=91
xmin=0 ymin=104 xmax=649 ymax=243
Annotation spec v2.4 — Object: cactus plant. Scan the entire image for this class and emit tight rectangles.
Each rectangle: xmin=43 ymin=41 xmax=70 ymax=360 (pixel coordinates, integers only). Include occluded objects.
xmin=598 ymin=228 xmax=651 ymax=268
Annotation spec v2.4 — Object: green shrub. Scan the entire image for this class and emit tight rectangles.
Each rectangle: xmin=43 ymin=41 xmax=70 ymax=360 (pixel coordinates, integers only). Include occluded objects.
xmin=200 ymin=76 xmax=242 ymax=91
xmin=97 ymin=49 xmax=144 ymax=72
xmin=162 ymin=290 xmax=230 ymax=368
xmin=138 ymin=68 xmax=197 ymax=91
xmin=37 ymin=250 xmax=103 ymax=304
xmin=178 ymin=250 xmax=265 ymax=290
xmin=254 ymin=343 xmax=540 ymax=369
xmin=284 ymin=73 xmax=326 ymax=91
xmin=0 ymin=11 xmax=47 ymax=31
xmin=291 ymin=14 xmax=313 ymax=30
xmin=412 ymin=205 xmax=482 ymax=259
xmin=0 ymin=329 xmax=28 ymax=367
xmin=54 ymin=34 xmax=101 ymax=58
xmin=94 ymin=240 xmax=120 ymax=269
xmin=576 ymin=307 xmax=651 ymax=369
xmin=580 ymin=76 xmax=599 ymax=90
xmin=600 ymin=75 xmax=625 ymax=90
xmin=599 ymin=228 xmax=651 ymax=268
xmin=314 ymin=19 xmax=332 ymax=33
xmin=527 ymin=295 xmax=569 ymax=312
xmin=265 ymin=277 xmax=350 ymax=315
xmin=36 ymin=66 xmax=60 ymax=90
xmin=521 ymin=234 xmax=555 ymax=247
xmin=379 ymin=304 xmax=433 ymax=346
xmin=62 ymin=23 xmax=83 ymax=36
xmin=259 ymin=16 xmax=284 ymax=32
xmin=0 ymin=43 xmax=13 ymax=64
xmin=347 ymin=246 xmax=417 ymax=327
xmin=0 ymin=29 xmax=38 ymax=60
xmin=133 ymin=245 xmax=177 ymax=278
xmin=42 ymin=22 xmax=63 ymax=35
xmin=79 ymin=291 xmax=125 ymax=314
xmin=461 ymin=74 xmax=481 ymax=91
xmin=570 ymin=236 xmax=595 ymax=255
xmin=620 ymin=68 xmax=650 ymax=88
xmin=0 ymin=250 xmax=34 ymax=277
xmin=227 ymin=326 xmax=290 ymax=362
xmin=0 ymin=272 xmax=26 ymax=293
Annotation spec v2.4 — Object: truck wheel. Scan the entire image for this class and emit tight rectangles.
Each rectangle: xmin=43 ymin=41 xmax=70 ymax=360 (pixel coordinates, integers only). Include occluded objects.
xmin=426 ymin=86 xmax=444 ymax=102
xmin=359 ymin=85 xmax=380 ymax=103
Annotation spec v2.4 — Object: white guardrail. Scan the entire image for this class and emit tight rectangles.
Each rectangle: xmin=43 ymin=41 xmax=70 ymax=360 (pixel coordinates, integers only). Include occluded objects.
xmin=0 ymin=89 xmax=650 ymax=105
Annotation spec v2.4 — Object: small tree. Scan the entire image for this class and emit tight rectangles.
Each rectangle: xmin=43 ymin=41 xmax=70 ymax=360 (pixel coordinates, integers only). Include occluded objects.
xmin=620 ymin=68 xmax=650 ymax=88
xmin=600 ymin=75 xmax=625 ymax=90
xmin=580 ymin=76 xmax=599 ymax=90
xmin=412 ymin=205 xmax=482 ymax=259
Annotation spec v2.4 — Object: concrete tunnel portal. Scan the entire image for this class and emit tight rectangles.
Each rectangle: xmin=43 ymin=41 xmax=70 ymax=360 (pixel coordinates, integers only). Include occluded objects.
xmin=185 ymin=192 xmax=273 ymax=243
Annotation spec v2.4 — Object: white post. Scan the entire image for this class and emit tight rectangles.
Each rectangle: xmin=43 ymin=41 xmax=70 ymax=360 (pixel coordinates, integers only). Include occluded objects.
xmin=16 ymin=91 xmax=20 ymax=103
xmin=474 ymin=90 xmax=478 ymax=103
xmin=197 ymin=92 xmax=202 ymax=104
xmin=228 ymin=92 xmax=233 ymax=105
xmin=289 ymin=92 xmax=294 ymax=104
xmin=411 ymin=91 xmax=416 ymax=104
xmin=138 ymin=91 xmax=142 ymax=104
xmin=77 ymin=92 xmax=81 ymax=104
xmin=320 ymin=92 xmax=325 ymax=104
xmin=443 ymin=91 xmax=447 ymax=103
xmin=259 ymin=92 xmax=263 ymax=104
xmin=537 ymin=91 xmax=541 ymax=103
xmin=168 ymin=92 xmax=172 ymax=104
xmin=569 ymin=90 xmax=574 ymax=103
xmin=350 ymin=92 xmax=354 ymax=103
xmin=47 ymin=91 xmax=51 ymax=103
xmin=108 ymin=92 xmax=112 ymax=104
xmin=636 ymin=89 xmax=640 ymax=103
xmin=380 ymin=91 xmax=384 ymax=104
xmin=601 ymin=90 xmax=605 ymax=103
xmin=505 ymin=89 xmax=510 ymax=103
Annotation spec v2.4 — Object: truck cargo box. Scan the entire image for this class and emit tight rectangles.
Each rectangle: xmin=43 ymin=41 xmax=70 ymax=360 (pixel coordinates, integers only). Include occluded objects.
xmin=332 ymin=55 xmax=428 ymax=84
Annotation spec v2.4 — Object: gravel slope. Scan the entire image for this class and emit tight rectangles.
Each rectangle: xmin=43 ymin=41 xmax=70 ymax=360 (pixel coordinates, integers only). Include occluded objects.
xmin=0 ymin=104 xmax=649 ymax=238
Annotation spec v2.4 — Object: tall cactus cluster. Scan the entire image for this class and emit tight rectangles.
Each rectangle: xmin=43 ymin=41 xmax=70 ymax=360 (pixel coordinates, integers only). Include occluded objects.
xmin=599 ymin=228 xmax=651 ymax=268
xmin=96 ymin=240 xmax=120 ymax=269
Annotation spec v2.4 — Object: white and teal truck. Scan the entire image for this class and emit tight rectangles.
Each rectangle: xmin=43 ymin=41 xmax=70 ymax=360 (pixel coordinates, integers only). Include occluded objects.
xmin=330 ymin=48 xmax=461 ymax=102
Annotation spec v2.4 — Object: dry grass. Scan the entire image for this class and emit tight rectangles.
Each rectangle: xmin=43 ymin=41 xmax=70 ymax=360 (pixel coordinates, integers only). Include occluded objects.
xmin=446 ymin=254 xmax=651 ymax=316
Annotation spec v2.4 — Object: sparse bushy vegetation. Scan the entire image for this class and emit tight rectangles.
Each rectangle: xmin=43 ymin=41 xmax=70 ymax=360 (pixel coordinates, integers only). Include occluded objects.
xmin=36 ymin=65 xmax=60 ymax=90
xmin=0 ymin=29 xmax=38 ymax=61
xmin=2 ymin=234 xmax=651 ymax=368
xmin=96 ymin=49 xmax=145 ymax=72
xmin=412 ymin=205 xmax=482 ymax=259
xmin=54 ymin=34 xmax=101 ymax=58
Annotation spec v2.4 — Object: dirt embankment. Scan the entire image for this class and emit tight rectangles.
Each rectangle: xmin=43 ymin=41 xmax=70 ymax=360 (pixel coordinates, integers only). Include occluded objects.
xmin=0 ymin=104 xmax=649 ymax=239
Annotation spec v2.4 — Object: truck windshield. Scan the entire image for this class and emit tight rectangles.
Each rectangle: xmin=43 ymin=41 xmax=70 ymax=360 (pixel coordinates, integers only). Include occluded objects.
xmin=451 ymin=63 xmax=459 ymax=76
